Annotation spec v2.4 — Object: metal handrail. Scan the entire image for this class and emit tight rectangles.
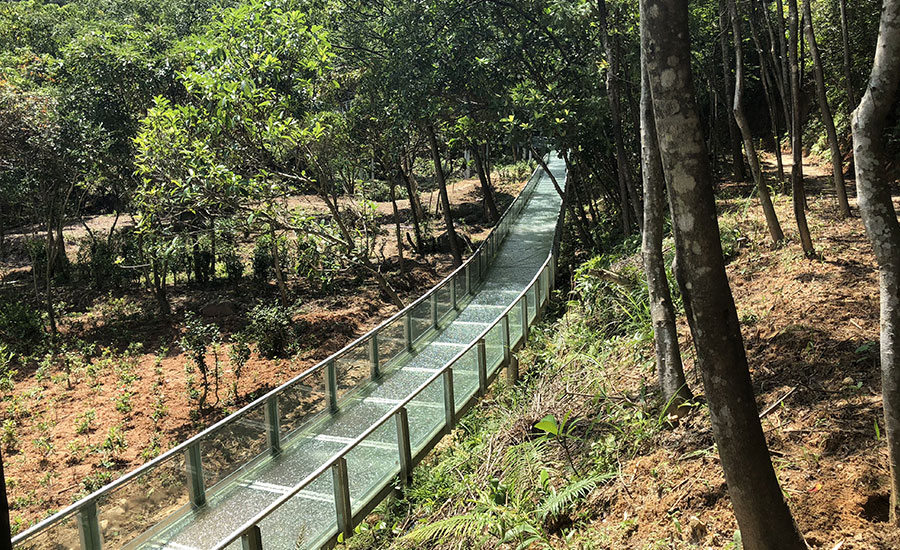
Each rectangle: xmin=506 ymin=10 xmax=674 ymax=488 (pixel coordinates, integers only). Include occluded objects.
xmin=11 ymin=156 xmax=549 ymax=548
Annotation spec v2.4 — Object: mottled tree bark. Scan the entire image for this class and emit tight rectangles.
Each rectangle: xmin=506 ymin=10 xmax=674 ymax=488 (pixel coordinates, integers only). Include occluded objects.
xmin=639 ymin=37 xmax=692 ymax=413
xmin=803 ymin=0 xmax=851 ymax=217
xmin=851 ymin=0 xmax=900 ymax=524
xmin=787 ymin=0 xmax=816 ymax=256
xmin=642 ymin=0 xmax=809 ymax=545
xmin=729 ymin=0 xmax=785 ymax=244
xmin=426 ymin=125 xmax=462 ymax=267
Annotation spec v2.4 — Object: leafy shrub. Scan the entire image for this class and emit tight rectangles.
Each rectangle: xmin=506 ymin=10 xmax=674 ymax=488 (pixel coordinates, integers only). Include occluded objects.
xmin=76 ymin=237 xmax=120 ymax=290
xmin=245 ymin=304 xmax=294 ymax=358
xmin=222 ymin=247 xmax=244 ymax=281
xmin=229 ymin=331 xmax=251 ymax=402
xmin=252 ymin=233 xmax=289 ymax=283
xmin=180 ymin=312 xmax=220 ymax=411
xmin=0 ymin=301 xmax=43 ymax=353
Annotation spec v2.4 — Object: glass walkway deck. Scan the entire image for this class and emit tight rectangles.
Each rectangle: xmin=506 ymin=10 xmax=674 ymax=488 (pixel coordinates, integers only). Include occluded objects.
xmin=13 ymin=154 xmax=567 ymax=550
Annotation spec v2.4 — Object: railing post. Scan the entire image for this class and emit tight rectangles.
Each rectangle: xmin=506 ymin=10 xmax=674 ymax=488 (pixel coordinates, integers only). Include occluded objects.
xmin=332 ymin=457 xmax=352 ymax=541
xmin=241 ymin=525 xmax=263 ymax=550
xmin=476 ymin=339 xmax=488 ymax=395
xmin=395 ymin=408 xmax=413 ymax=485
xmin=369 ymin=334 xmax=380 ymax=380
xmin=502 ymin=316 xmax=518 ymax=385
xmin=450 ymin=277 xmax=457 ymax=310
xmin=77 ymin=501 xmax=102 ymax=550
xmin=265 ymin=395 xmax=281 ymax=455
xmin=430 ymin=294 xmax=438 ymax=329
xmin=186 ymin=442 xmax=206 ymax=508
xmin=521 ymin=298 xmax=529 ymax=343
xmin=403 ymin=312 xmax=413 ymax=351
xmin=325 ymin=359 xmax=338 ymax=413
xmin=442 ymin=369 xmax=455 ymax=432
xmin=535 ymin=277 xmax=542 ymax=316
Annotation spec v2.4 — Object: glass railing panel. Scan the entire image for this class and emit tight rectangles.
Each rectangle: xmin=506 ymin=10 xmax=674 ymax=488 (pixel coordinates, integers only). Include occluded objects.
xmin=484 ymin=323 xmax=505 ymax=376
xmin=435 ymin=283 xmax=453 ymax=324
xmin=335 ymin=343 xmax=370 ymax=401
xmin=452 ymin=348 xmax=478 ymax=411
xmin=528 ymin=285 xmax=539 ymax=324
xmin=454 ymin=269 xmax=467 ymax=302
xmin=202 ymin=402 xmax=268 ymax=490
xmin=279 ymin=371 xmax=327 ymax=438
xmin=409 ymin=300 xmax=432 ymax=344
xmin=256 ymin=469 xmax=337 ymax=550
xmin=377 ymin=317 xmax=407 ymax=372
xmin=406 ymin=375 xmax=445 ymax=454
xmin=97 ymin=452 xmax=189 ymax=547
xmin=346 ymin=420 xmax=399 ymax=512
xmin=13 ymin=514 xmax=80 ymax=550
xmin=508 ymin=298 xmax=524 ymax=349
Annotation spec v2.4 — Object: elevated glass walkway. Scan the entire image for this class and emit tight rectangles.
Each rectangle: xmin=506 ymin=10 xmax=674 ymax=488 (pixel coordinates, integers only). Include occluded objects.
xmin=13 ymin=154 xmax=567 ymax=550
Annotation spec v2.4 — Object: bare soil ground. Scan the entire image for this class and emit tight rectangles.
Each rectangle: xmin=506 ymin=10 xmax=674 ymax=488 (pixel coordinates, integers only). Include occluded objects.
xmin=587 ymin=153 xmax=898 ymax=549
xmin=0 ymin=173 xmax=528 ymax=532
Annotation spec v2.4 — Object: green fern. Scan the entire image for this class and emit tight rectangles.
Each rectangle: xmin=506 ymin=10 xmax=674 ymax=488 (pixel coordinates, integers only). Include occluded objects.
xmin=537 ymin=472 xmax=614 ymax=521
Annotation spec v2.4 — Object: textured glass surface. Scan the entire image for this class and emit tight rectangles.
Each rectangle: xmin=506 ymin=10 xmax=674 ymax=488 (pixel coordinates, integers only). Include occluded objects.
xmin=409 ymin=300 xmax=432 ymax=343
xmin=454 ymin=271 xmax=467 ymax=304
xmin=377 ymin=317 xmax=407 ymax=372
xmin=335 ymin=343 xmax=370 ymax=400
xmin=452 ymin=348 xmax=479 ymax=411
xmin=507 ymin=299 xmax=524 ymax=349
xmin=98 ymin=452 xmax=189 ymax=547
xmin=435 ymin=283 xmax=453 ymax=324
xmin=256 ymin=472 xmax=337 ymax=550
xmin=485 ymin=323 xmax=505 ymax=376
xmin=279 ymin=371 xmax=327 ymax=438
xmin=202 ymin=402 xmax=268 ymax=489
xmin=346 ymin=420 xmax=400 ymax=510
xmin=13 ymin=514 xmax=79 ymax=550
xmin=529 ymin=285 xmax=539 ymax=324
xmin=406 ymin=376 xmax=445 ymax=453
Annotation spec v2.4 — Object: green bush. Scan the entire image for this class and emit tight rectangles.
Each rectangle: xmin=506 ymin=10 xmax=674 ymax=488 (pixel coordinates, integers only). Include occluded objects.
xmin=252 ymin=234 xmax=289 ymax=283
xmin=76 ymin=237 xmax=120 ymax=290
xmin=245 ymin=304 xmax=294 ymax=358
xmin=222 ymin=248 xmax=244 ymax=282
xmin=0 ymin=302 xmax=44 ymax=353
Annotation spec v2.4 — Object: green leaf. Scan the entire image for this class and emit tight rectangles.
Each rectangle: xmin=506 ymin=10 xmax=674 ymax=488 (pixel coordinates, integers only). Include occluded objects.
xmin=534 ymin=415 xmax=558 ymax=436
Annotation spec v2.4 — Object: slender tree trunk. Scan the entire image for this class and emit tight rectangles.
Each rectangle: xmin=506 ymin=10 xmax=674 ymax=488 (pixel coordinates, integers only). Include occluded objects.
xmin=851 ymin=0 xmax=900 ymax=524
xmin=787 ymin=0 xmax=816 ymax=256
xmin=389 ymin=177 xmax=406 ymax=275
xmin=399 ymin=160 xmax=425 ymax=254
xmin=642 ymin=0 xmax=809 ymax=546
xmin=532 ymin=148 xmax=596 ymax=249
xmin=762 ymin=0 xmax=792 ymax=137
xmin=729 ymin=0 xmax=785 ymax=244
xmin=803 ymin=0 xmax=851 ymax=217
xmin=402 ymin=153 xmax=426 ymax=225
xmin=837 ymin=0 xmax=856 ymax=109
xmin=270 ymin=225 xmax=289 ymax=307
xmin=472 ymin=145 xmax=500 ymax=223
xmin=749 ymin=4 xmax=786 ymax=183
xmin=599 ymin=0 xmax=639 ymax=234
xmin=426 ymin=125 xmax=462 ymax=267
xmin=718 ymin=1 xmax=748 ymax=182
xmin=639 ymin=54 xmax=693 ymax=413
xmin=776 ymin=0 xmax=793 ymax=142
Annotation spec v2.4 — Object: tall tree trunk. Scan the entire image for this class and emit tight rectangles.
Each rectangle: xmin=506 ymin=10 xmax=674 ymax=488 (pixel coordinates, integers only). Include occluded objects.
xmin=776 ymin=0 xmax=793 ymax=143
xmin=837 ymin=0 xmax=856 ymax=108
xmin=718 ymin=2 xmax=748 ymax=182
xmin=402 ymin=153 xmax=426 ymax=226
xmin=749 ymin=3 xmax=787 ymax=183
xmin=639 ymin=52 xmax=693 ymax=414
xmin=761 ymin=0 xmax=792 ymax=137
xmin=803 ymin=0 xmax=851 ymax=217
xmin=787 ymin=0 xmax=816 ymax=256
xmin=399 ymin=160 xmax=425 ymax=254
xmin=729 ymin=0 xmax=786 ymax=244
xmin=389 ymin=176 xmax=406 ymax=275
xmin=851 ymin=0 xmax=900 ymax=524
xmin=532 ymin=148 xmax=596 ymax=249
xmin=642 ymin=0 xmax=809 ymax=546
xmin=599 ymin=0 xmax=640 ymax=234
xmin=426 ymin=125 xmax=462 ymax=267
xmin=472 ymin=145 xmax=500 ymax=223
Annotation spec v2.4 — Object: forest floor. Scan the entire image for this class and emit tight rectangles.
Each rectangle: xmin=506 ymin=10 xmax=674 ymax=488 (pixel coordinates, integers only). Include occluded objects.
xmin=338 ymin=154 xmax=899 ymax=550
xmin=0 ymin=172 xmax=528 ymax=532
